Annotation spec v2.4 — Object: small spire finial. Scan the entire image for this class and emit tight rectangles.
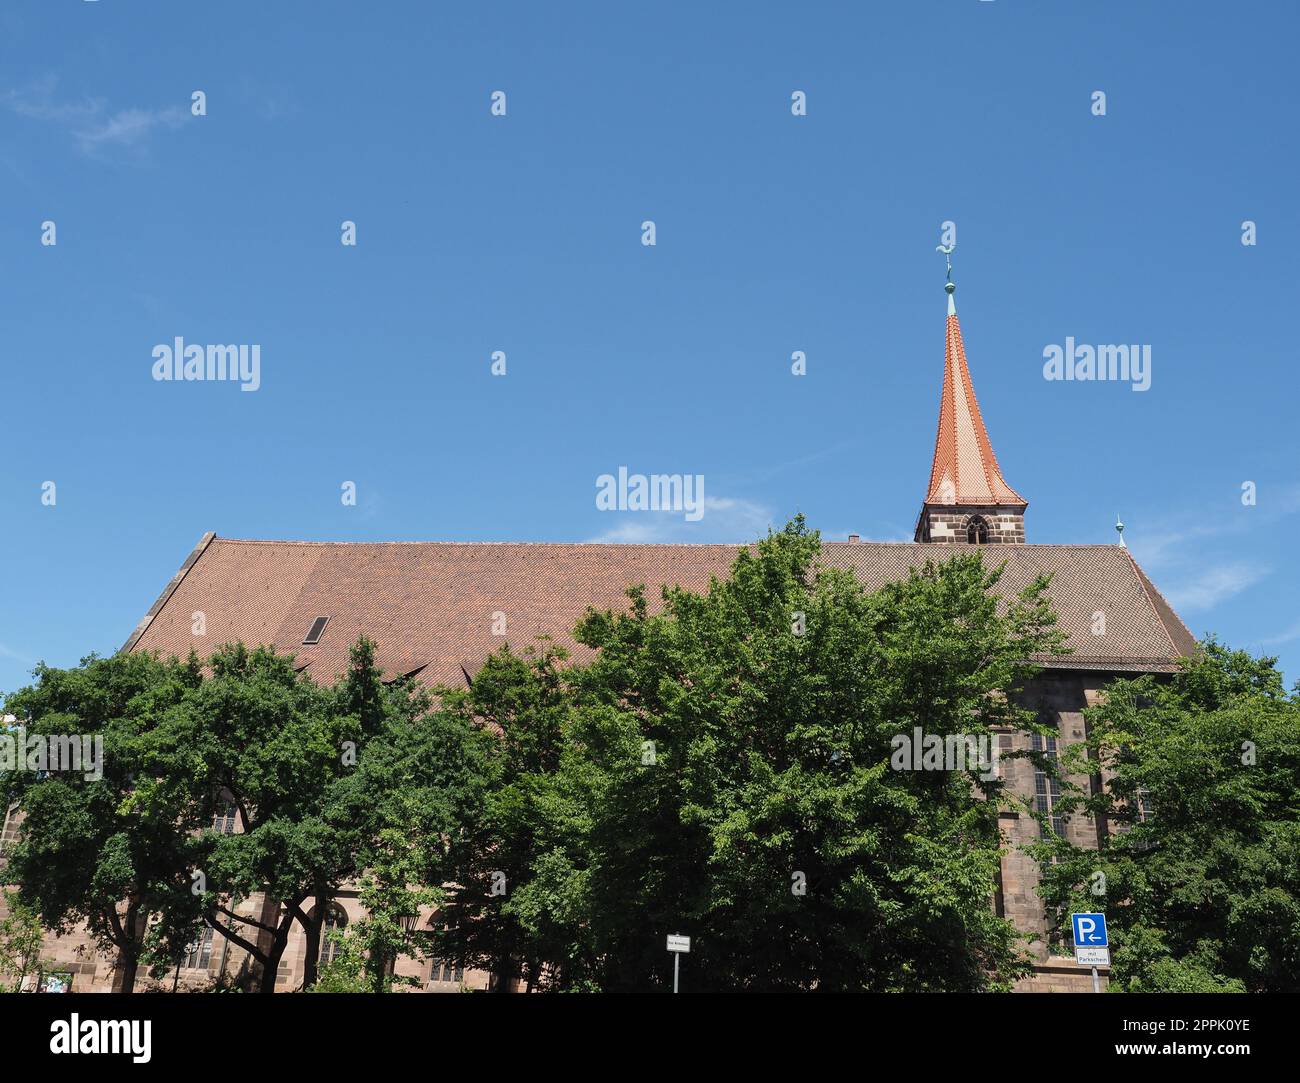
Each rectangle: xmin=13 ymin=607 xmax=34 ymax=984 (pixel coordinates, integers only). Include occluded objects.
xmin=936 ymin=244 xmax=955 ymax=291
xmin=1115 ymin=514 xmax=1126 ymax=548
xmin=936 ymin=243 xmax=956 ymax=313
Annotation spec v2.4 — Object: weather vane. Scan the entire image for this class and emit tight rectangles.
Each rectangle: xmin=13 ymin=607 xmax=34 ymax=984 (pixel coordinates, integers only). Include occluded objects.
xmin=936 ymin=243 xmax=955 ymax=293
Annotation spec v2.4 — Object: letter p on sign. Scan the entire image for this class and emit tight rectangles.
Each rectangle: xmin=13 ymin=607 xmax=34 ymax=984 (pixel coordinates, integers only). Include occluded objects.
xmin=1071 ymin=912 xmax=1107 ymax=946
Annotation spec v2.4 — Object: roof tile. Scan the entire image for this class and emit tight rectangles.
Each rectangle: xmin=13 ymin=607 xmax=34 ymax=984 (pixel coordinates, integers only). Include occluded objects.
xmin=126 ymin=537 xmax=1195 ymax=684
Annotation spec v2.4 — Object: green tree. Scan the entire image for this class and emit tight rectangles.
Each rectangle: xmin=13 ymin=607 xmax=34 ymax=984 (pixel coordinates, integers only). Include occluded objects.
xmin=0 ymin=652 xmax=204 ymax=992
xmin=306 ymin=926 xmax=370 ymax=992
xmin=1035 ymin=640 xmax=1300 ymax=992
xmin=440 ymin=517 xmax=1063 ymax=991
xmin=139 ymin=638 xmax=467 ymax=993
xmin=131 ymin=642 xmax=353 ymax=992
xmin=0 ymin=890 xmax=45 ymax=992
xmin=327 ymin=661 xmax=495 ymax=992
xmin=422 ymin=641 xmax=576 ymax=992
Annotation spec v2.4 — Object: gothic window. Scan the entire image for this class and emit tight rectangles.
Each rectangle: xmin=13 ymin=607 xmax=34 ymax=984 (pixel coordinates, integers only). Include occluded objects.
xmin=1031 ymin=733 xmax=1064 ymax=837
xmin=212 ymin=801 xmax=238 ymax=834
xmin=430 ymin=958 xmax=464 ymax=985
xmin=318 ymin=905 xmax=347 ymax=967
xmin=966 ymin=515 xmax=989 ymax=544
xmin=1136 ymin=787 xmax=1154 ymax=823
xmin=184 ymin=926 xmax=214 ymax=970
xmin=427 ymin=916 xmax=464 ymax=986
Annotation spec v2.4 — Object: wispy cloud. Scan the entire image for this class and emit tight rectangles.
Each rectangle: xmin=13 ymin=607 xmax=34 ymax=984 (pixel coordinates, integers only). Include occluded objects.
xmin=1259 ymin=619 xmax=1300 ymax=648
xmin=74 ymin=105 xmax=186 ymax=151
xmin=1162 ymin=563 xmax=1270 ymax=613
xmin=3 ymin=76 xmax=187 ymax=154
xmin=587 ymin=496 xmax=773 ymax=544
xmin=1128 ymin=481 xmax=1299 ymax=614
xmin=0 ymin=642 xmax=34 ymax=664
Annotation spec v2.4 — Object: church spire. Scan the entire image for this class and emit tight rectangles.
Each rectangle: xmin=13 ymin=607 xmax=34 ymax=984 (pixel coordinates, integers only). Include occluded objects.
xmin=915 ymin=248 xmax=1027 ymax=544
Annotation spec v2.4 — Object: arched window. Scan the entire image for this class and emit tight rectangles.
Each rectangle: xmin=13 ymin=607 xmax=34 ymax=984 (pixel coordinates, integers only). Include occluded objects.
xmin=318 ymin=905 xmax=347 ymax=967
xmin=184 ymin=926 xmax=214 ymax=971
xmin=212 ymin=801 xmax=238 ymax=834
xmin=427 ymin=916 xmax=464 ymax=986
xmin=966 ymin=515 xmax=989 ymax=544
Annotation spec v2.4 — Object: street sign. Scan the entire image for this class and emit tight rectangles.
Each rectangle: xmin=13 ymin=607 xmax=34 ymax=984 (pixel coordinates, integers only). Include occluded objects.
xmin=666 ymin=934 xmax=690 ymax=993
xmin=1071 ymin=913 xmax=1110 ymax=971
xmin=1071 ymin=912 xmax=1108 ymax=948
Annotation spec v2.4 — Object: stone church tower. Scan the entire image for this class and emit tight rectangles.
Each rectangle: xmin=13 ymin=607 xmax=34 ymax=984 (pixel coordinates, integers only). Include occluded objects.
xmin=914 ymin=262 xmax=1027 ymax=544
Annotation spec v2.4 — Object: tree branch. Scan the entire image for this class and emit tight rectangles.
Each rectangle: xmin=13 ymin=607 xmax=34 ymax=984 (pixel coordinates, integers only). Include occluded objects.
xmin=204 ymin=913 xmax=266 ymax=964
xmin=214 ymin=903 xmax=278 ymax=935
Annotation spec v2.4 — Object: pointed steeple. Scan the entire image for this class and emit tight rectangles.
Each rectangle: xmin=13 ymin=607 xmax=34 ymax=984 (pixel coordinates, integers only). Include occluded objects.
xmin=915 ymin=250 xmax=1027 ymax=544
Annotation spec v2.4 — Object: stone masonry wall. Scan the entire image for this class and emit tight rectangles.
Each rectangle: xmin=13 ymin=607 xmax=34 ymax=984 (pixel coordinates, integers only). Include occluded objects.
xmin=921 ymin=504 xmax=1026 ymax=544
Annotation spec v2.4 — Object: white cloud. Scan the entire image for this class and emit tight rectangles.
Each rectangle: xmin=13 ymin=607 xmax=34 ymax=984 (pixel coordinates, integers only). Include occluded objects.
xmin=1162 ymin=563 xmax=1270 ymax=613
xmin=1127 ymin=482 xmax=1300 ymax=616
xmin=1259 ymin=620 xmax=1300 ymax=648
xmin=3 ymin=76 xmax=187 ymax=154
xmin=75 ymin=106 xmax=187 ymax=151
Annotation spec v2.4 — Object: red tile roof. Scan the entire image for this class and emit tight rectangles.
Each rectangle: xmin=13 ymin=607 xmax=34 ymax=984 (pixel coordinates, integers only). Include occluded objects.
xmin=123 ymin=534 xmax=1195 ymax=684
xmin=923 ymin=309 xmax=1027 ymax=508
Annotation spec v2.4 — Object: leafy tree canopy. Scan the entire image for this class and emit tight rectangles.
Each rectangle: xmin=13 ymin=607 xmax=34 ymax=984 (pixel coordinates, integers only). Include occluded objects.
xmin=1036 ymin=640 xmax=1300 ymax=992
xmin=440 ymin=517 xmax=1064 ymax=991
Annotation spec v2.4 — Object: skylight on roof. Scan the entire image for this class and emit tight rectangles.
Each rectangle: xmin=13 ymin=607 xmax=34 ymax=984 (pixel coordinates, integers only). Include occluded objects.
xmin=302 ymin=616 xmax=330 ymax=645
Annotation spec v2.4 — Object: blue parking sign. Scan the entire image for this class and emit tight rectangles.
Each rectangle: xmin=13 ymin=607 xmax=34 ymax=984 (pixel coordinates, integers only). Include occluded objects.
xmin=1071 ymin=912 xmax=1108 ymax=947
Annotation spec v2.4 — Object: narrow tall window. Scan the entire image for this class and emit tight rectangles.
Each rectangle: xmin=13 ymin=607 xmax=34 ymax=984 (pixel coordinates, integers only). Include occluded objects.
xmin=319 ymin=905 xmax=347 ymax=967
xmin=1135 ymin=788 xmax=1154 ymax=823
xmin=1031 ymin=733 xmax=1064 ymax=837
xmin=427 ymin=917 xmax=464 ymax=986
xmin=184 ymin=926 xmax=214 ymax=971
xmin=966 ymin=515 xmax=989 ymax=544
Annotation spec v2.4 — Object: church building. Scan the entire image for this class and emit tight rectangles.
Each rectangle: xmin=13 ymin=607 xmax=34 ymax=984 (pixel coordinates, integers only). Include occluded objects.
xmin=4 ymin=268 xmax=1195 ymax=993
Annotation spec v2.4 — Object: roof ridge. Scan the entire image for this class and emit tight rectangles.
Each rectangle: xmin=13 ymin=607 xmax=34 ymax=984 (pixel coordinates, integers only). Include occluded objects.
xmin=120 ymin=532 xmax=217 ymax=653
xmin=210 ymin=537 xmax=1136 ymax=550
xmin=1123 ymin=549 xmax=1198 ymax=658
xmin=215 ymin=538 xmax=756 ymax=549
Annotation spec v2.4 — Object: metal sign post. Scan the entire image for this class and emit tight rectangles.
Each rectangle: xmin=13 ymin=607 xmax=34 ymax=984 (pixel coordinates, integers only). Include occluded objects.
xmin=666 ymin=934 xmax=690 ymax=993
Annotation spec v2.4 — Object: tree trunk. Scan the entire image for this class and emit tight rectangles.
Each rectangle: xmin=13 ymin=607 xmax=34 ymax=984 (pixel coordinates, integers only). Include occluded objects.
xmin=257 ymin=934 xmax=288 ymax=994
xmin=114 ymin=950 xmax=140 ymax=993
xmin=491 ymin=955 xmax=518 ymax=993
xmin=110 ymin=900 xmax=146 ymax=993
xmin=301 ymin=896 xmax=325 ymax=988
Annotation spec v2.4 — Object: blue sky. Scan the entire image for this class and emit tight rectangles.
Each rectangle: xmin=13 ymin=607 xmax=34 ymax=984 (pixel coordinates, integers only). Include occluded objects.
xmin=2 ymin=0 xmax=1298 ymax=693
